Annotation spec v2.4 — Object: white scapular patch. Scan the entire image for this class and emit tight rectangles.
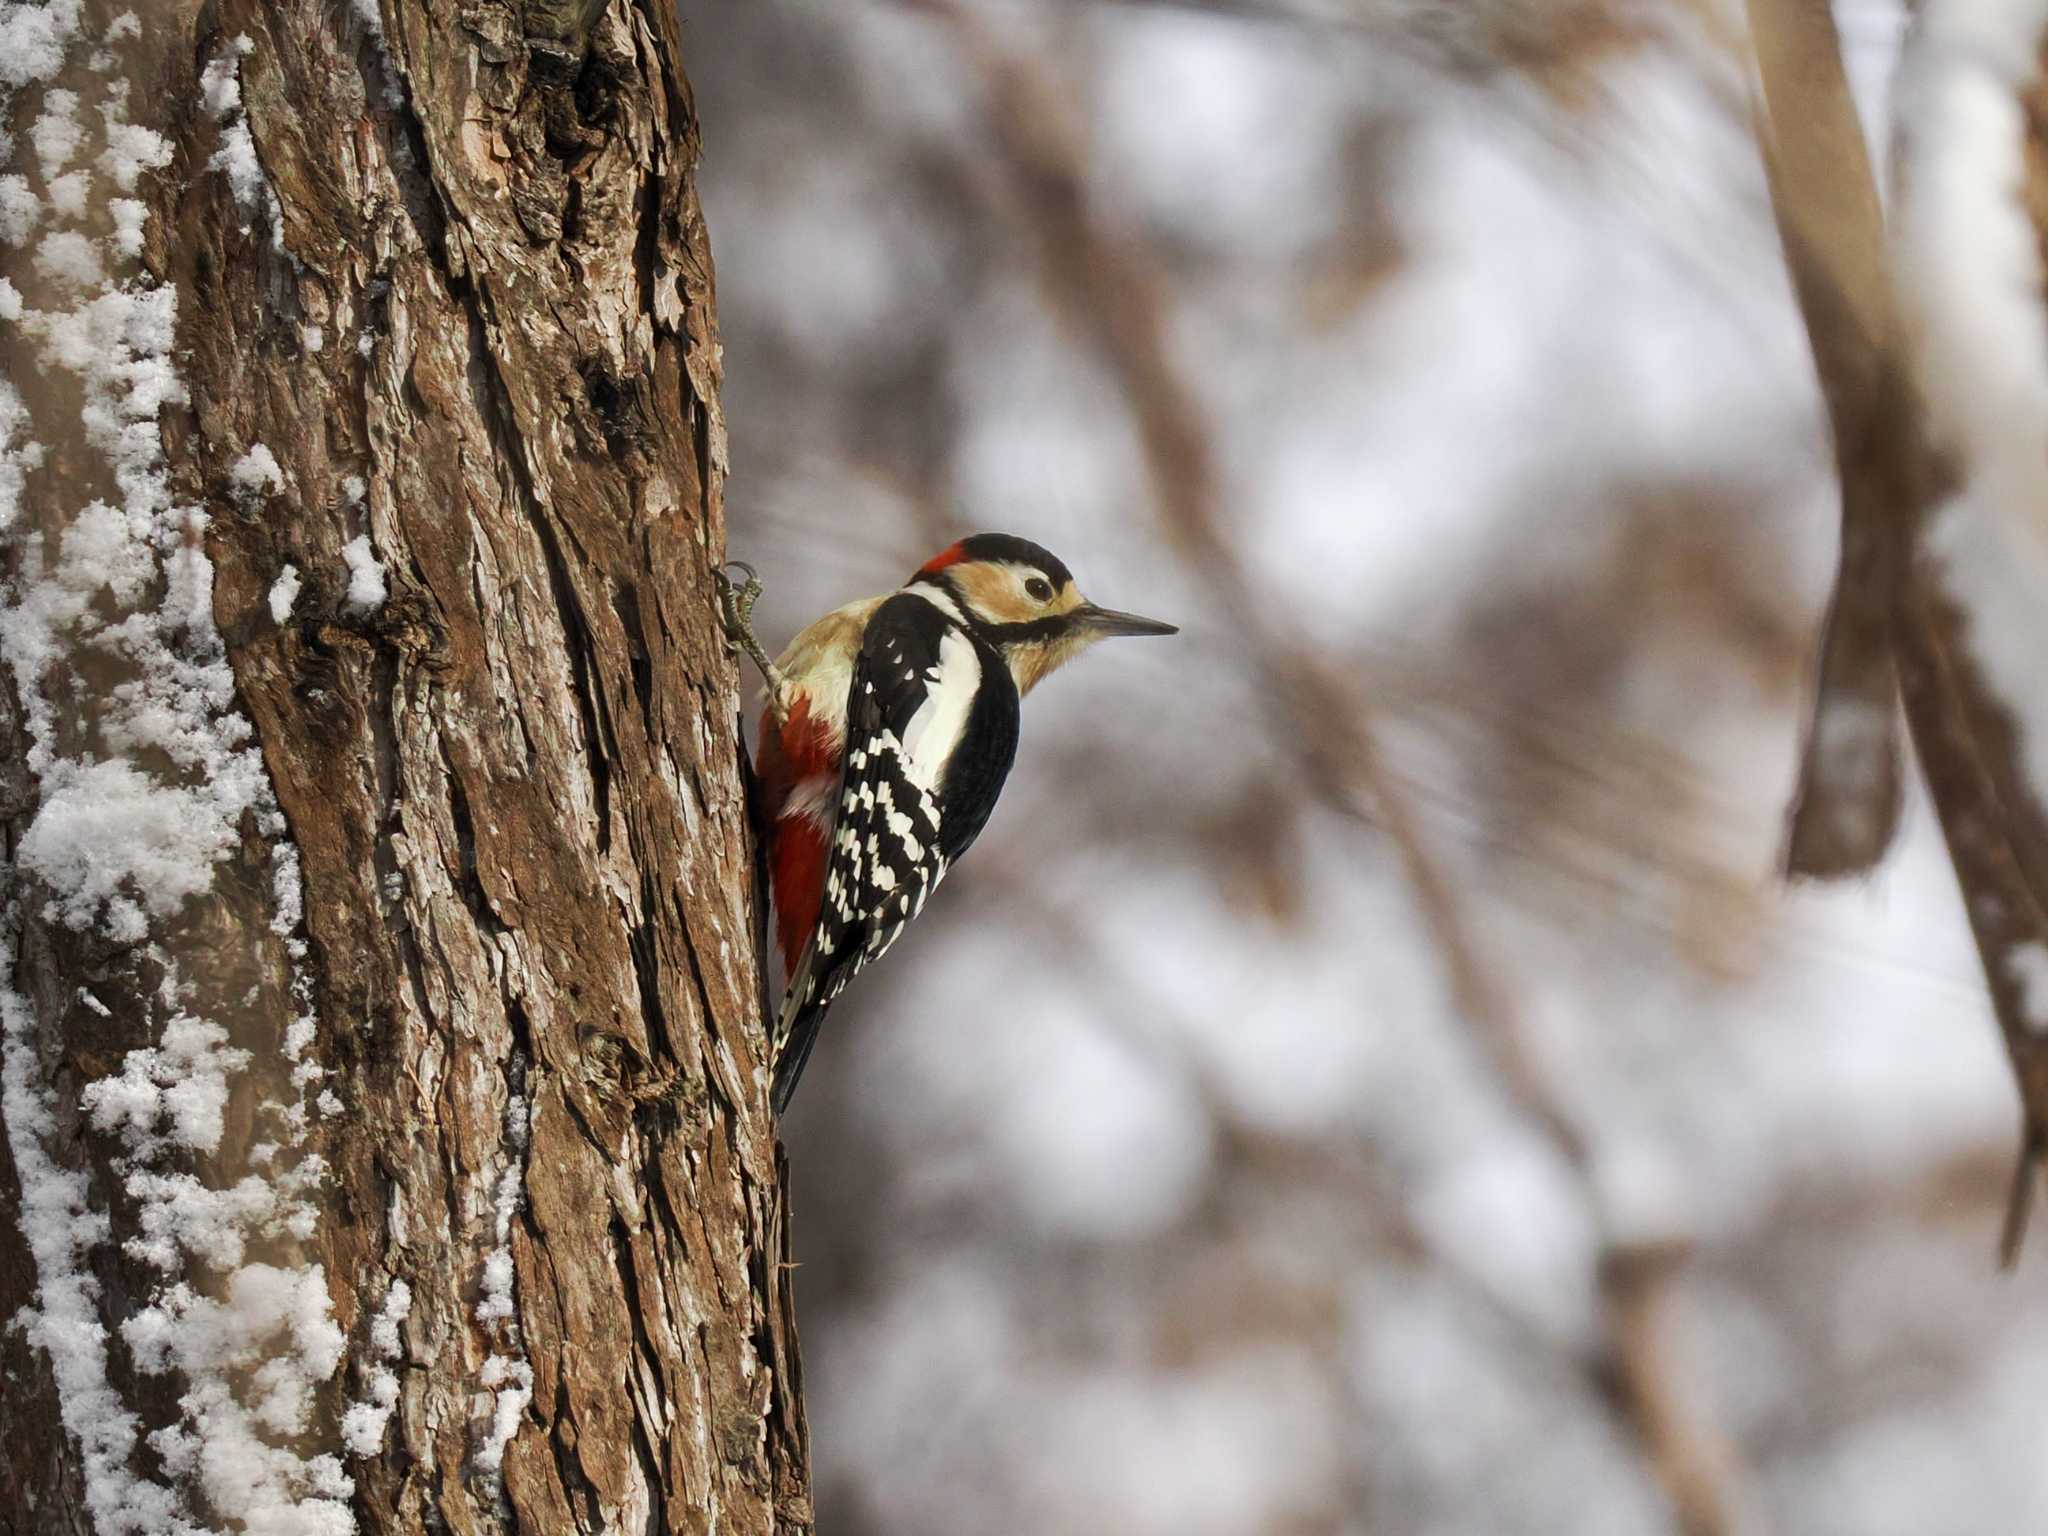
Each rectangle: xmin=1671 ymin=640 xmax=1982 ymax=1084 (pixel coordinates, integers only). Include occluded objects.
xmin=898 ymin=626 xmax=980 ymax=794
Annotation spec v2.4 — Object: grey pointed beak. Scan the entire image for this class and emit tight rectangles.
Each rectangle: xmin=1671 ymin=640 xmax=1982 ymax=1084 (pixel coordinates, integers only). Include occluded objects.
xmin=1075 ymin=603 xmax=1178 ymax=638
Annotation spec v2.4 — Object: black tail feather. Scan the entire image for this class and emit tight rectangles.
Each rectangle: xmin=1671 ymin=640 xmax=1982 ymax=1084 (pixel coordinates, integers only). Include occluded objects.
xmin=772 ymin=1000 xmax=826 ymax=1115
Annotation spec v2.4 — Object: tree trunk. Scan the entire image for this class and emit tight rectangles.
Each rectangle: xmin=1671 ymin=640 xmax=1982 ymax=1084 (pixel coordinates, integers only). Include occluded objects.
xmin=0 ymin=2 xmax=809 ymax=1532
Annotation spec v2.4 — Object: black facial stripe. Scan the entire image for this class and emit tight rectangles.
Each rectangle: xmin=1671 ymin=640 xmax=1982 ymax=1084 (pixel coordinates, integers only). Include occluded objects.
xmin=979 ymin=614 xmax=1074 ymax=646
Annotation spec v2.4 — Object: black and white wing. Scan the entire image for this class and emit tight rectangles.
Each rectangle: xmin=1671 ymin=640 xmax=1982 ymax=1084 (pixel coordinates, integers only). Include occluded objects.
xmin=772 ymin=593 xmax=1020 ymax=1112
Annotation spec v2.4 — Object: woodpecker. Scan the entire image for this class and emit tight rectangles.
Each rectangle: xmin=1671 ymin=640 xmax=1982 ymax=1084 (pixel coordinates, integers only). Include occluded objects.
xmin=729 ymin=534 xmax=1176 ymax=1113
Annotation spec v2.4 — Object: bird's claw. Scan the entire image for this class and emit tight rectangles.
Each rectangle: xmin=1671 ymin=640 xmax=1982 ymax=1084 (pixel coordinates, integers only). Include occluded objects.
xmin=714 ymin=561 xmax=763 ymax=649
xmin=714 ymin=559 xmax=792 ymax=726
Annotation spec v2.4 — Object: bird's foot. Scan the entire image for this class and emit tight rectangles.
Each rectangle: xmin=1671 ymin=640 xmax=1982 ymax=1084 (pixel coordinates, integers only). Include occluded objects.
xmin=714 ymin=560 xmax=793 ymax=726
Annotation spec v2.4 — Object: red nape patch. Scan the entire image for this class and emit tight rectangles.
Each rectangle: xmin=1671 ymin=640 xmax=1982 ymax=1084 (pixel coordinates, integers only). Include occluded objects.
xmin=919 ymin=540 xmax=968 ymax=575
xmin=771 ymin=818 xmax=829 ymax=977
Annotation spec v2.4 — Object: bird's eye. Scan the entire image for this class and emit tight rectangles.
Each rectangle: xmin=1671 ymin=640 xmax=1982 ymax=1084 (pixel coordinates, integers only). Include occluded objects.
xmin=1025 ymin=576 xmax=1054 ymax=602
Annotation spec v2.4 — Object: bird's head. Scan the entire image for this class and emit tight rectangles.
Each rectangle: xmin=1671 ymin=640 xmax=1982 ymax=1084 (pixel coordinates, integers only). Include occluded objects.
xmin=910 ymin=533 xmax=1177 ymax=694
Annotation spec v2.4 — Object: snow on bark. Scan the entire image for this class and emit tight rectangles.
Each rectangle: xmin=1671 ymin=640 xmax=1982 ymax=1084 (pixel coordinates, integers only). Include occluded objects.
xmin=229 ymin=444 xmax=284 ymax=499
xmin=340 ymin=1278 xmax=410 ymax=1457
xmin=339 ymin=535 xmax=385 ymax=614
xmin=266 ymin=563 xmax=299 ymax=623
xmin=0 ymin=176 xmax=41 ymax=245
xmin=1 ymin=952 xmax=191 ymax=1536
xmin=0 ymin=0 xmax=84 ymax=90
xmin=0 ymin=377 xmax=36 ymax=524
xmin=197 ymin=35 xmax=279 ymax=242
xmin=473 ymin=1065 xmax=532 ymax=1487
xmin=1 ymin=14 xmax=352 ymax=1532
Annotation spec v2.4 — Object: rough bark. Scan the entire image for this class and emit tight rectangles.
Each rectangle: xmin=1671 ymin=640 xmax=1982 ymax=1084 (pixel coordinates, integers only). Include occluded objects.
xmin=0 ymin=0 xmax=808 ymax=1531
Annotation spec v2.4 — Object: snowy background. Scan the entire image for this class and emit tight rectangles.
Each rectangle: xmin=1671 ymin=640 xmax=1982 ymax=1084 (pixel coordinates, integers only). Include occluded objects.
xmin=688 ymin=0 xmax=2048 ymax=1531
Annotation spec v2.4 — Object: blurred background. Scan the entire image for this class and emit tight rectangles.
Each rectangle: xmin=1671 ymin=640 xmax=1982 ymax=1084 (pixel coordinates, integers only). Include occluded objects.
xmin=686 ymin=1 xmax=2046 ymax=1531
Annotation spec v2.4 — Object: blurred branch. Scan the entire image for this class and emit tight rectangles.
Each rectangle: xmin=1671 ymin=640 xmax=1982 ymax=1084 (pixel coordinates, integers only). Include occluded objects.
xmin=1894 ymin=572 xmax=2048 ymax=1265
xmin=1603 ymin=1243 xmax=1755 ymax=1536
xmin=1741 ymin=0 xmax=2048 ymax=1262
xmin=1864 ymin=12 xmax=2048 ymax=1263
xmin=1745 ymin=0 xmax=1907 ymax=878
xmin=910 ymin=2 xmax=1756 ymax=1527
